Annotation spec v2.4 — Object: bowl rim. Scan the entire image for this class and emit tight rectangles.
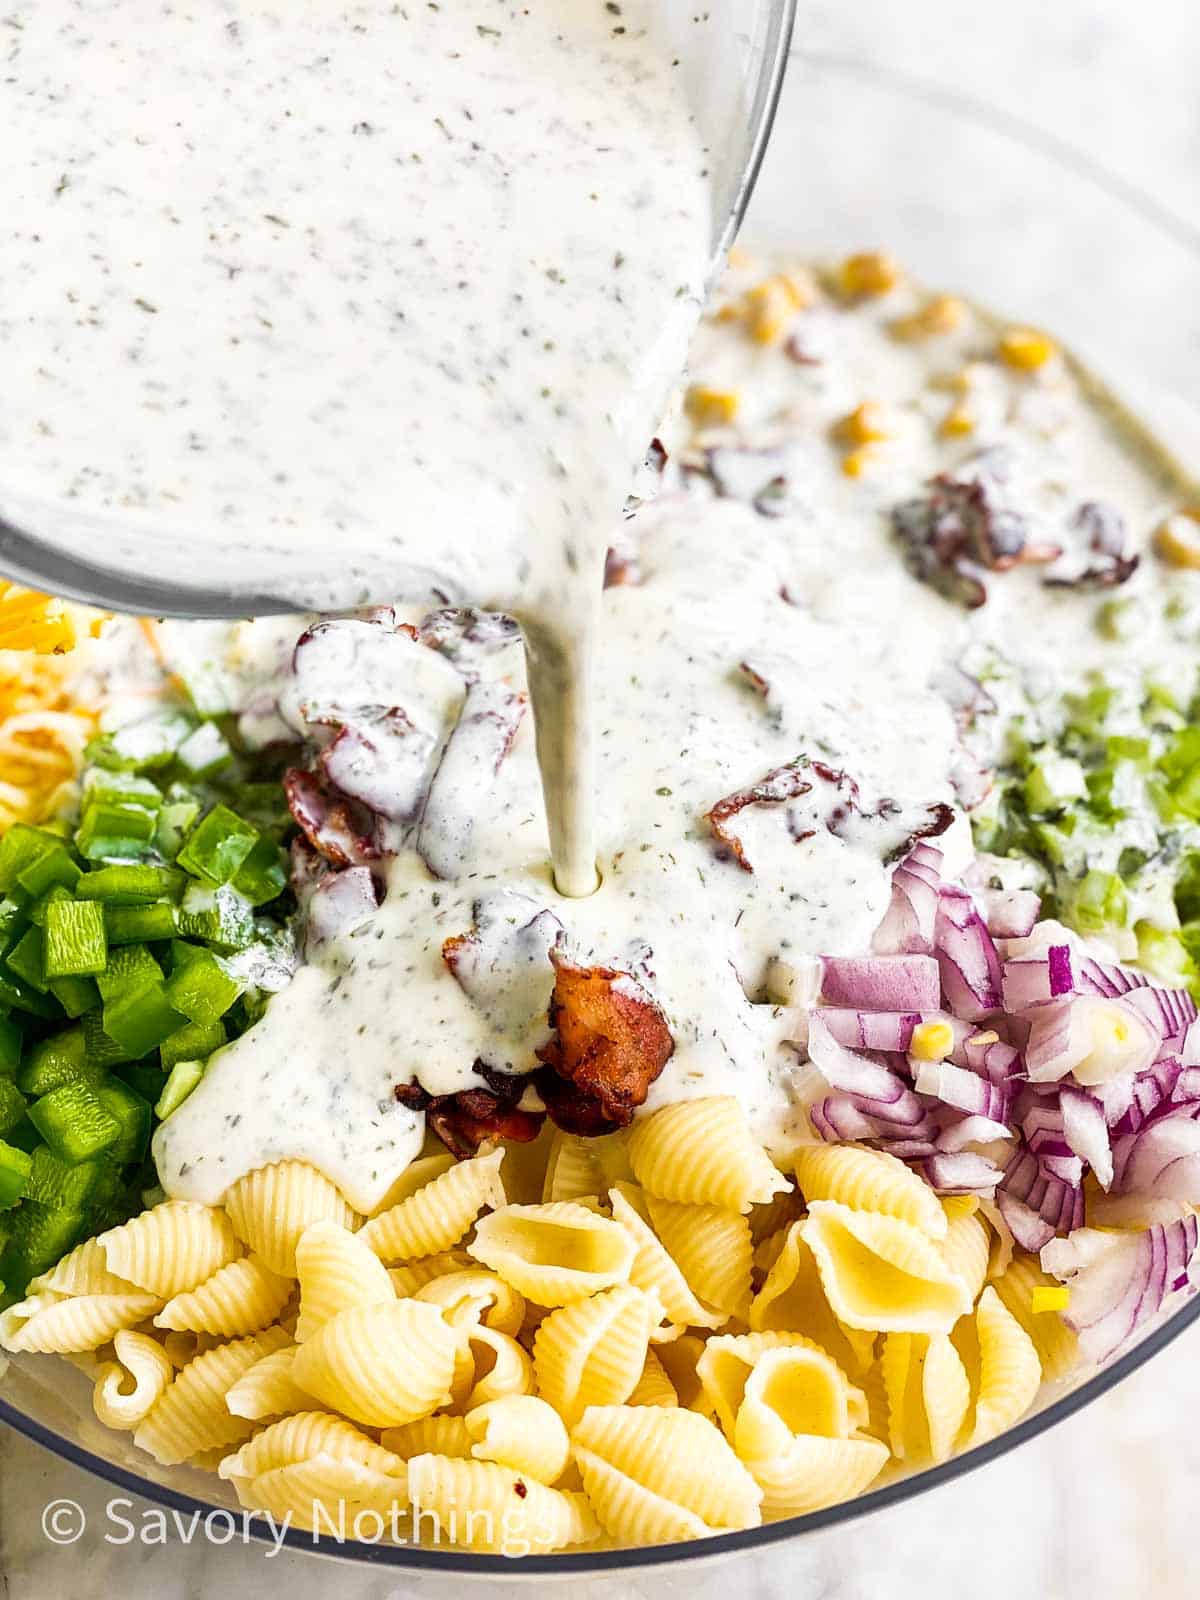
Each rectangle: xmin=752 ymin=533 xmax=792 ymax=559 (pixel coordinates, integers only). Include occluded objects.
xmin=3 ymin=1290 xmax=1198 ymax=1572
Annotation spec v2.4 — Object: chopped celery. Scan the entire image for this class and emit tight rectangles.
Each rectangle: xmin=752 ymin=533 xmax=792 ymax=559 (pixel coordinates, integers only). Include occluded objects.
xmin=76 ymin=863 xmax=185 ymax=903
xmin=28 ymin=1081 xmax=121 ymax=1163
xmin=156 ymin=1060 xmax=205 ymax=1121
xmin=43 ymin=899 xmax=107 ymax=978
xmin=1134 ymin=923 xmax=1197 ymax=988
xmin=1023 ymin=753 xmax=1087 ymax=816
xmin=160 ymin=1017 xmax=225 ymax=1070
xmin=1061 ymin=870 xmax=1127 ymax=936
xmin=177 ymin=804 xmax=259 ymax=885
xmin=0 ymin=1142 xmax=32 ymax=1209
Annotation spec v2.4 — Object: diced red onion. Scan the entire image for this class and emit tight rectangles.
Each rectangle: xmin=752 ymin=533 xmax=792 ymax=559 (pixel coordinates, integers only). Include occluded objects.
xmin=979 ymin=887 xmax=1042 ymax=940
xmin=811 ymin=1094 xmax=885 ymax=1143
xmin=935 ymin=1113 xmax=1014 ymax=1152
xmin=878 ymin=1137 xmax=940 ymax=1160
xmin=806 ymin=1014 xmax=914 ymax=1103
xmin=1025 ymin=994 xmax=1158 ymax=1085
xmin=1060 ymin=1085 xmax=1114 ymax=1190
xmin=913 ymin=1059 xmax=1010 ymax=1121
xmin=1120 ymin=981 xmax=1198 ymax=1042
xmin=1042 ymin=1215 xmax=1200 ymax=1364
xmin=1001 ymin=945 xmax=1076 ymax=1011
xmin=1075 ymin=955 xmax=1154 ymax=999
xmin=999 ymin=1146 xmax=1083 ymax=1241
xmin=1111 ymin=1057 xmax=1183 ymax=1136
xmin=819 ymin=956 xmax=941 ymax=1012
xmin=963 ymin=1033 xmax=1022 ymax=1084
xmin=872 ymin=844 xmax=944 ymax=956
xmin=934 ymin=888 xmax=1002 ymax=1020
xmin=996 ymin=1191 xmax=1057 ymax=1252
xmin=1112 ymin=1102 xmax=1200 ymax=1200
xmin=1172 ymin=1065 xmax=1200 ymax=1102
xmin=813 ymin=1008 xmax=961 ymax=1054
xmin=924 ymin=1151 xmax=1004 ymax=1194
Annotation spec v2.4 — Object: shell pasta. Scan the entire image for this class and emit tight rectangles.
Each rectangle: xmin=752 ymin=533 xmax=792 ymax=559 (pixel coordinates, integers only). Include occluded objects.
xmin=0 ymin=1109 xmax=1079 ymax=1552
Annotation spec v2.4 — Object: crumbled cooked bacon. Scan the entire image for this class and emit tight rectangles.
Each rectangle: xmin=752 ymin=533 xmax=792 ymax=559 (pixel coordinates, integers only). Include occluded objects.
xmin=319 ymin=708 xmax=436 ymax=821
xmin=393 ymin=1079 xmax=432 ymax=1109
xmin=737 ymin=660 xmax=771 ymax=699
xmin=604 ymin=546 xmax=642 ymax=588
xmin=427 ymin=1091 xmax=544 ymax=1156
xmin=284 ymin=768 xmax=381 ymax=867
xmin=417 ymin=682 xmax=527 ymax=879
xmin=707 ymin=756 xmax=954 ymax=873
xmin=696 ymin=446 xmax=798 ymax=518
xmin=892 ymin=449 xmax=1061 ymax=608
xmin=706 ymin=760 xmax=815 ymax=871
xmin=417 ymin=608 xmax=522 ymax=670
xmin=1043 ymin=500 xmax=1140 ymax=591
xmin=535 ymin=952 xmax=673 ymax=1133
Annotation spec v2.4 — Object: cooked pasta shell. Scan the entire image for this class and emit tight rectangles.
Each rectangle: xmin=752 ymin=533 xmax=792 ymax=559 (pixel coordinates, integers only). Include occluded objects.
xmin=939 ymin=1203 xmax=990 ymax=1306
xmin=92 ymin=1331 xmax=175 ymax=1430
xmin=697 ymin=1331 xmax=845 ymax=1439
xmin=387 ymin=1249 xmax=473 ymax=1297
xmin=466 ymin=1394 xmax=571 ymax=1484
xmin=155 ymin=1254 xmax=293 ymax=1337
xmin=380 ymin=1415 xmax=475 ymax=1461
xmin=966 ymin=1286 xmax=1042 ymax=1449
xmin=3 ymin=1292 xmax=161 ymax=1354
xmin=451 ymin=1324 xmax=534 ymax=1413
xmin=468 ymin=1200 xmax=635 ymax=1305
xmin=134 ymin=1325 xmax=291 ymax=1464
xmin=991 ymin=1251 xmax=1078 ymax=1383
xmin=626 ymin=1347 xmax=678 ymax=1408
xmin=791 ymin=1143 xmax=948 ymax=1239
xmin=294 ymin=1219 xmax=395 ymax=1340
xmin=628 ymin=1097 xmax=791 ymax=1213
xmin=414 ymin=1268 xmax=525 ymax=1336
xmin=608 ymin=1183 xmax=724 ymax=1330
xmin=407 ymin=1453 xmax=598 ymax=1554
xmin=30 ymin=1236 xmax=140 ymax=1297
xmin=542 ymin=1130 xmax=603 ymax=1203
xmin=571 ymin=1446 xmax=712 ymax=1544
xmin=238 ymin=1454 xmax=409 ymax=1533
xmin=360 ymin=1148 xmax=506 ymax=1263
xmin=534 ymin=1284 xmax=658 ymax=1426
xmin=223 ymin=1161 xmax=357 ymax=1277
xmin=747 ymin=1219 xmax=875 ymax=1373
xmin=368 ymin=1152 xmax=457 ymax=1216
xmin=743 ymin=1433 xmax=889 ymax=1519
xmin=802 ymin=1202 xmax=973 ymax=1333
xmin=880 ymin=1330 xmax=971 ymax=1464
xmin=653 ymin=1333 xmax=708 ymax=1412
xmin=643 ymin=1193 xmax=753 ymax=1321
xmin=572 ymin=1405 xmax=762 ymax=1532
xmin=221 ymin=1410 xmax=404 ymax=1480
xmin=99 ymin=1201 xmax=241 ymax=1297
xmin=290 ymin=1299 xmax=459 ymax=1427
xmin=224 ymin=1344 xmax=316 ymax=1421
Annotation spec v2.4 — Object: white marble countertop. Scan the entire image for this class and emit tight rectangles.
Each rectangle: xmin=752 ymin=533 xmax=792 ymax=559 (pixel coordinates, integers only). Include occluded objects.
xmin=3 ymin=0 xmax=1198 ymax=1594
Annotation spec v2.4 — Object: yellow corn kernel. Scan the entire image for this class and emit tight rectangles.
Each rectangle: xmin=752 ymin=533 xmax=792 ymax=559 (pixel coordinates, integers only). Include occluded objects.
xmin=892 ymin=295 xmax=967 ymax=340
xmin=1153 ymin=509 xmax=1200 ymax=570
xmin=841 ymin=445 xmax=880 ymax=479
xmin=910 ymin=1020 xmax=955 ymax=1062
xmin=685 ymin=385 xmax=739 ymax=427
xmin=835 ymin=401 xmax=889 ymax=447
xmin=0 ymin=586 xmax=77 ymax=655
xmin=713 ymin=302 xmax=743 ymax=324
xmin=998 ymin=326 xmax=1059 ymax=371
xmin=940 ymin=404 xmax=976 ymax=438
xmin=1030 ymin=1286 xmax=1070 ymax=1314
xmin=838 ymin=251 xmax=902 ymax=299
xmin=745 ymin=280 xmax=794 ymax=345
xmin=726 ymin=243 xmax=754 ymax=271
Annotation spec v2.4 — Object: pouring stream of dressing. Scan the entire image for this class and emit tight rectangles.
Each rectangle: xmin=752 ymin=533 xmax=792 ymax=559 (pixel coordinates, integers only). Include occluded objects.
xmin=1 ymin=0 xmax=714 ymax=897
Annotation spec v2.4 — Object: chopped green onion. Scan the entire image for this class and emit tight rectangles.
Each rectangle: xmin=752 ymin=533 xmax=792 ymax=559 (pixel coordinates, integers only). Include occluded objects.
xmin=43 ymin=899 xmax=108 ymax=979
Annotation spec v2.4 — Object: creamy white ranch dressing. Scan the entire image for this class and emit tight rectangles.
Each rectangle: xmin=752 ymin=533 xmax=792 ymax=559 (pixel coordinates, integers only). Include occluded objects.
xmin=2 ymin=0 xmax=714 ymax=897
xmin=151 ymin=258 xmax=1200 ymax=1213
